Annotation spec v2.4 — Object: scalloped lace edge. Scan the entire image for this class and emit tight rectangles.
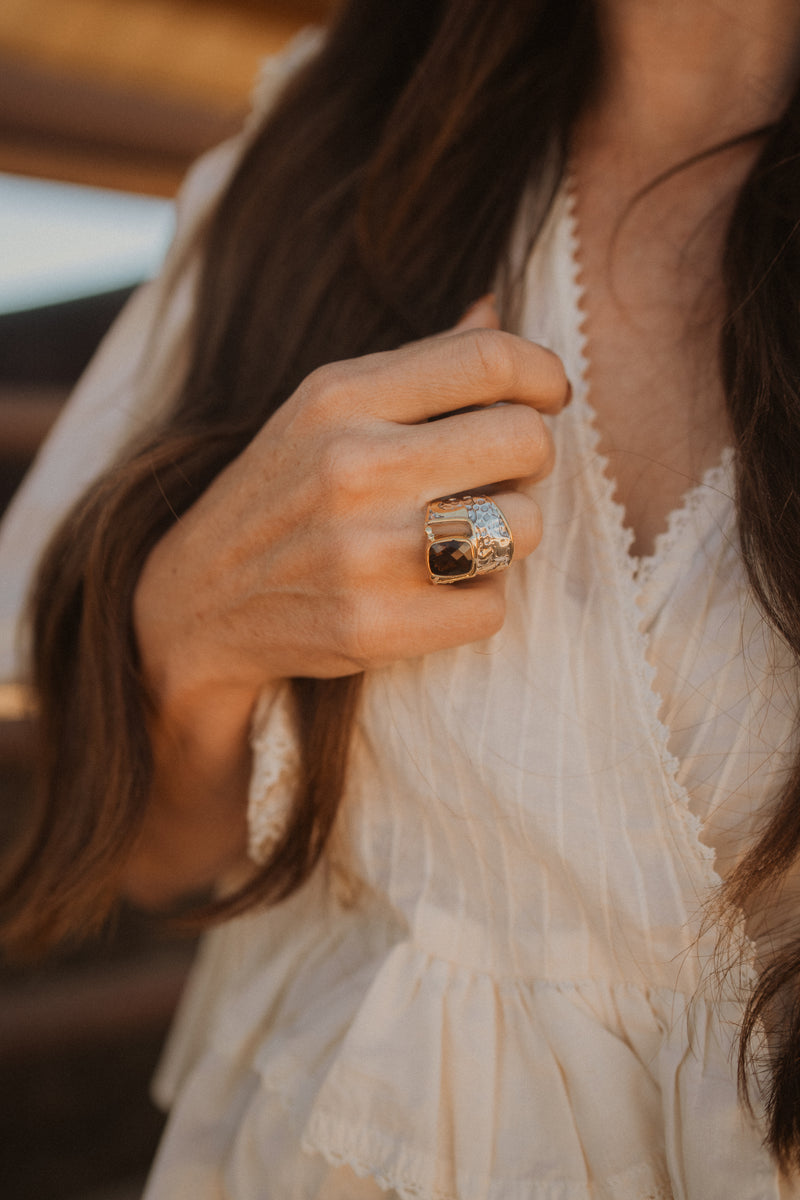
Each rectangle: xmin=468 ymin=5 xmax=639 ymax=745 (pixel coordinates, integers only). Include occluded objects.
xmin=631 ymin=448 xmax=734 ymax=592
xmin=561 ymin=179 xmax=757 ymax=992
xmin=252 ymin=976 xmax=724 ymax=1200
xmin=300 ymin=1134 xmax=676 ymax=1200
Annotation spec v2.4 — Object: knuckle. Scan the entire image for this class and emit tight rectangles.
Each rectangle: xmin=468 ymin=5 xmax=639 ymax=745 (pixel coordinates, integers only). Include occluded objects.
xmin=524 ymin=412 xmax=556 ymax=478
xmin=300 ymin=360 xmax=353 ymax=420
xmin=462 ymin=329 xmax=519 ymax=395
xmin=539 ymin=347 xmax=569 ymax=402
xmin=500 ymin=407 xmax=554 ymax=479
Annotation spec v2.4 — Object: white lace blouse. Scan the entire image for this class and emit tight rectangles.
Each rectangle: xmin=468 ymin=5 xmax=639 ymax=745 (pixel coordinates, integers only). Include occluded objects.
xmin=1 ymin=32 xmax=799 ymax=1200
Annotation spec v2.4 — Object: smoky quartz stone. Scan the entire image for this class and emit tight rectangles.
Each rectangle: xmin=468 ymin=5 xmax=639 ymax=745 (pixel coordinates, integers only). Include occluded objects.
xmin=427 ymin=538 xmax=475 ymax=580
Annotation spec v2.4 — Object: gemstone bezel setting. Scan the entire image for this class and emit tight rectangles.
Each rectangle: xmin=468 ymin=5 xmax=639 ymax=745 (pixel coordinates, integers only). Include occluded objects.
xmin=424 ymin=493 xmax=513 ymax=585
xmin=426 ymin=537 xmax=476 ymax=583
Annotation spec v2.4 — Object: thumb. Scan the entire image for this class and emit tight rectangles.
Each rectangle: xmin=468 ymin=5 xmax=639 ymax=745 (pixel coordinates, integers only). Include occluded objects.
xmin=454 ymin=293 xmax=501 ymax=331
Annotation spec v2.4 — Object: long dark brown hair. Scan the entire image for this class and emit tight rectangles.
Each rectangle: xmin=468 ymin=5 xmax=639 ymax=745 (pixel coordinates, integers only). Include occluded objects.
xmin=4 ymin=0 xmax=800 ymax=1169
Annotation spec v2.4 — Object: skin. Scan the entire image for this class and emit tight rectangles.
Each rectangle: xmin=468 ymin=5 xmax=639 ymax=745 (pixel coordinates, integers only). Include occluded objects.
xmin=573 ymin=0 xmax=800 ymax=555
xmin=124 ymin=0 xmax=800 ymax=906
xmin=127 ymin=310 xmax=566 ymax=902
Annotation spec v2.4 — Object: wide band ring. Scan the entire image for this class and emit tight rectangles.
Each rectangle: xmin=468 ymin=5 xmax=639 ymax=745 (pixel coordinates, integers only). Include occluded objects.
xmin=425 ymin=494 xmax=514 ymax=584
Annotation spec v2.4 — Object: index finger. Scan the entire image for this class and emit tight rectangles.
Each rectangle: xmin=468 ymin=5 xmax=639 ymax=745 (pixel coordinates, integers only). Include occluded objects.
xmin=311 ymin=328 xmax=571 ymax=423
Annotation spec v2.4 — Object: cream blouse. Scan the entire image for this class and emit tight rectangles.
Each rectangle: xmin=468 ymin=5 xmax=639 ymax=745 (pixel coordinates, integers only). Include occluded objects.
xmin=1 ymin=32 xmax=799 ymax=1200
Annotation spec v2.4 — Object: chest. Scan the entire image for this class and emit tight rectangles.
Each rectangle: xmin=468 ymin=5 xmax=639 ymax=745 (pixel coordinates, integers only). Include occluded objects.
xmin=568 ymin=150 xmax=739 ymax=557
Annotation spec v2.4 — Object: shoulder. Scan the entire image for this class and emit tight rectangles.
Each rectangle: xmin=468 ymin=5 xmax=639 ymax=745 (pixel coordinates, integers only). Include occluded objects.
xmin=247 ymin=26 xmax=327 ymax=131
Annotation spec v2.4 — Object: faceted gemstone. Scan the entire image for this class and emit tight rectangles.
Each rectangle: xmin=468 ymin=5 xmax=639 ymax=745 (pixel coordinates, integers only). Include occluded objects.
xmin=428 ymin=538 xmax=474 ymax=579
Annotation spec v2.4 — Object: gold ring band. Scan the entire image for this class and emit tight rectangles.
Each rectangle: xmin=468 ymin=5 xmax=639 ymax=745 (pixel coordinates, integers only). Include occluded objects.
xmin=425 ymin=494 xmax=514 ymax=584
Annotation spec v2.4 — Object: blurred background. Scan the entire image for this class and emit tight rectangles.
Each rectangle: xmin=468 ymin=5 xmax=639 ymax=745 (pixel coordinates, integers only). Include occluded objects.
xmin=0 ymin=2 xmax=335 ymax=1197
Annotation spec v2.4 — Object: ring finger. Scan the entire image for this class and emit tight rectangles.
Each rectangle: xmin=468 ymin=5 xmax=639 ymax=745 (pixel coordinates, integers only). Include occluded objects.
xmin=415 ymin=488 xmax=542 ymax=585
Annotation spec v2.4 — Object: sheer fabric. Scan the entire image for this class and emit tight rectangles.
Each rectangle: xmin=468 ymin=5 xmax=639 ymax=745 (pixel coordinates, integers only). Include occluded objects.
xmin=1 ymin=32 xmax=798 ymax=1200
xmin=149 ymin=180 xmax=800 ymax=1198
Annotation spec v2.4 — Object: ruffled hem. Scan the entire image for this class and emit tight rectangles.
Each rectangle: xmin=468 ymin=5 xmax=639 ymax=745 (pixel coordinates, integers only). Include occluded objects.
xmin=147 ymin=888 xmax=781 ymax=1200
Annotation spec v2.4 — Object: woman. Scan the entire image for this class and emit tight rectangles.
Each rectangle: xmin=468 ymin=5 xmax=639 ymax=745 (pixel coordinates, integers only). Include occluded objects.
xmin=2 ymin=0 xmax=800 ymax=1195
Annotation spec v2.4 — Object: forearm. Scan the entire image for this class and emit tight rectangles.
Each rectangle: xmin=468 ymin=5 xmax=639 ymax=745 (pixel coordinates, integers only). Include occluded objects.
xmin=121 ymin=684 xmax=257 ymax=909
xmin=125 ymin=522 xmax=265 ymax=910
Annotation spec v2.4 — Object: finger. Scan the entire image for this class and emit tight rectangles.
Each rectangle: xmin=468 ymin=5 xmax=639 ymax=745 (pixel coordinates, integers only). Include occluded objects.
xmin=320 ymin=490 xmax=540 ymax=666
xmin=416 ymin=488 xmax=543 ymax=565
xmin=302 ymin=328 xmax=570 ymax=425
xmin=394 ymin=574 xmax=509 ymax=657
xmin=390 ymin=403 xmax=555 ymax=500
xmin=339 ymin=485 xmax=541 ymax=594
xmin=368 ymin=488 xmax=542 ymax=582
xmin=468 ymin=489 xmax=543 ymax=561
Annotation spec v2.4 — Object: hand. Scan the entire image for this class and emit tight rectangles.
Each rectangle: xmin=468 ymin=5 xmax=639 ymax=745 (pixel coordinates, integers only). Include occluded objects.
xmin=134 ymin=297 xmax=570 ymax=718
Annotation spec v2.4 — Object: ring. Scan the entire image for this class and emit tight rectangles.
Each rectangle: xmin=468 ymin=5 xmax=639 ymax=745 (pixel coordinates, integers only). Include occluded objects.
xmin=425 ymin=494 xmax=514 ymax=584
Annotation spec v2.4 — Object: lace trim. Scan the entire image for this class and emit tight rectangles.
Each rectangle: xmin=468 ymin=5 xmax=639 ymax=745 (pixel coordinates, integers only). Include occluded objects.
xmin=561 ymin=178 xmax=757 ymax=992
xmin=631 ymin=447 xmax=735 ymax=593
xmin=247 ymin=684 xmax=300 ymax=864
xmin=306 ymin=1141 xmax=448 ymax=1200
xmin=561 ymin=177 xmax=735 ymax=591
xmin=249 ymin=974 xmax=744 ymax=1200
xmin=301 ymin=1121 xmax=676 ymax=1200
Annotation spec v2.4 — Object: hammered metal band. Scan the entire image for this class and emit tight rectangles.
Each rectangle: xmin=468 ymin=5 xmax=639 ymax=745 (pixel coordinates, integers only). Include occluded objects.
xmin=425 ymin=494 xmax=514 ymax=584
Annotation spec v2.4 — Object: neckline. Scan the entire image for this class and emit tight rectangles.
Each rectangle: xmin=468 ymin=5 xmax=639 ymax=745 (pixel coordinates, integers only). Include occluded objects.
xmin=560 ymin=178 xmax=735 ymax=591
xmin=630 ymin=447 xmax=734 ymax=596
xmin=556 ymin=177 xmax=756 ymax=968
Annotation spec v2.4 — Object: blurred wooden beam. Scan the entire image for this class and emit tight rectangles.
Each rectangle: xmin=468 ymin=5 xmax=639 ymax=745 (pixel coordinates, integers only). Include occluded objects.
xmin=0 ymin=0 xmax=337 ymax=193
xmin=0 ymin=949 xmax=195 ymax=1055
xmin=0 ymin=0 xmax=333 ymax=106
xmin=0 ymin=137 xmax=187 ymax=196
xmin=0 ymin=387 xmax=67 ymax=458
xmin=0 ymin=53 xmax=242 ymax=194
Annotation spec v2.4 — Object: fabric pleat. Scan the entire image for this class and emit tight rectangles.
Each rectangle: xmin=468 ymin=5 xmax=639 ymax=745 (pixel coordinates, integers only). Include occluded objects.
xmin=147 ymin=181 xmax=800 ymax=1198
xmin=1 ymin=27 xmax=797 ymax=1200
